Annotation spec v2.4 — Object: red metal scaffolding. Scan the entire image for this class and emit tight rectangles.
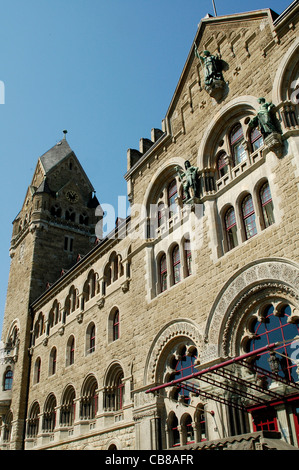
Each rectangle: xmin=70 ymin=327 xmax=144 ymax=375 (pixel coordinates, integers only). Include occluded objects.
xmin=146 ymin=342 xmax=299 ymax=411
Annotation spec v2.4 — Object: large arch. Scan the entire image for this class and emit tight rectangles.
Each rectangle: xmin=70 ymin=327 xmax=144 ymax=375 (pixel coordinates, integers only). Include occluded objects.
xmin=144 ymin=319 xmax=203 ymax=386
xmin=272 ymin=37 xmax=299 ymax=103
xmin=203 ymin=257 xmax=299 ymax=361
xmin=197 ymin=95 xmax=259 ymax=170
xmin=141 ymin=157 xmax=187 ymax=215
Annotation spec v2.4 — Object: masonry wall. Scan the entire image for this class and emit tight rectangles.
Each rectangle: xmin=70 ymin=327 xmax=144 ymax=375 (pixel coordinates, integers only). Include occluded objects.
xmin=1 ymin=5 xmax=299 ymax=450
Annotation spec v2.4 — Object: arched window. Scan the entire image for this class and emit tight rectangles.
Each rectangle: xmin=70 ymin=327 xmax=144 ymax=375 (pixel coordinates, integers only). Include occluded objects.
xmin=83 ymin=270 xmax=97 ymax=307
xmin=60 ymin=386 xmax=76 ymax=427
xmin=169 ymin=412 xmax=180 ymax=447
xmin=104 ymin=253 xmax=124 ymax=288
xmin=34 ymin=312 xmax=44 ymax=340
xmin=157 ymin=202 xmax=165 ymax=227
xmin=170 ymin=346 xmax=198 ymax=404
xmin=80 ymin=375 xmax=98 ymax=420
xmin=217 ymin=152 xmax=228 ymax=178
xmin=48 ymin=300 xmax=60 ymax=335
xmin=86 ymin=323 xmax=96 ymax=355
xmin=184 ymin=237 xmax=192 ymax=277
xmin=66 ymin=336 xmax=75 ymax=366
xmin=168 ymin=179 xmax=178 ymax=217
xmin=248 ymin=303 xmax=299 ymax=383
xmin=79 ymin=212 xmax=89 ymax=225
xmin=34 ymin=357 xmax=41 ymax=384
xmin=27 ymin=402 xmax=40 ymax=438
xmin=49 ymin=347 xmax=57 ymax=376
xmin=43 ymin=394 xmax=56 ymax=433
xmin=159 ymin=254 xmax=167 ymax=293
xmin=196 ymin=407 xmax=207 ymax=442
xmin=113 ymin=310 xmax=120 ymax=341
xmin=181 ymin=414 xmax=195 ymax=445
xmin=241 ymin=194 xmax=257 ymax=239
xmin=8 ymin=325 xmax=19 ymax=348
xmin=104 ymin=365 xmax=124 ymax=412
xmin=3 ymin=410 xmax=13 ymax=442
xmin=172 ymin=245 xmax=181 ymax=285
xmin=260 ymin=182 xmax=275 ymax=228
xmin=108 ymin=443 xmax=118 ymax=450
xmin=65 ymin=208 xmax=76 ymax=222
xmin=3 ymin=368 xmax=13 ymax=391
xmin=230 ymin=123 xmax=246 ymax=165
xmin=250 ymin=127 xmax=263 ymax=152
xmin=225 ymin=206 xmax=238 ymax=250
xmin=65 ymin=286 xmax=77 ymax=317
xmin=50 ymin=204 xmax=62 ymax=218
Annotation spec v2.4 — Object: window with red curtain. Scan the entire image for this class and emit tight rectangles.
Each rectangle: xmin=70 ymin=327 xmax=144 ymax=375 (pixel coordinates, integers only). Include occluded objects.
xmin=242 ymin=194 xmax=257 ymax=239
xmin=172 ymin=245 xmax=181 ymax=284
xmin=70 ymin=337 xmax=75 ymax=365
xmin=250 ymin=127 xmax=263 ymax=152
xmin=168 ymin=179 xmax=178 ymax=217
xmin=89 ymin=324 xmax=95 ymax=353
xmin=160 ymin=254 xmax=167 ymax=292
xmin=225 ymin=206 xmax=238 ymax=250
xmin=260 ymin=182 xmax=275 ymax=228
xmin=230 ymin=123 xmax=246 ymax=165
xmin=113 ymin=310 xmax=120 ymax=341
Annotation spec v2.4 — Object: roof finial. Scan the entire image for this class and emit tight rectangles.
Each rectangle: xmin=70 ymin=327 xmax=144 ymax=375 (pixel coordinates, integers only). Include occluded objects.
xmin=63 ymin=129 xmax=68 ymax=140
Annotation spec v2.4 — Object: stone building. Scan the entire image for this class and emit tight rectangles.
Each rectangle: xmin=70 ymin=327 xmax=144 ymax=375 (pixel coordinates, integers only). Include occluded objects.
xmin=1 ymin=2 xmax=299 ymax=450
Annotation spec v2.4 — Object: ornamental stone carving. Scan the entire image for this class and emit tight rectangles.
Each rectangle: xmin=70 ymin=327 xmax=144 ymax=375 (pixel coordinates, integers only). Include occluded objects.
xmin=144 ymin=319 xmax=203 ymax=385
xmin=204 ymin=259 xmax=299 ymax=359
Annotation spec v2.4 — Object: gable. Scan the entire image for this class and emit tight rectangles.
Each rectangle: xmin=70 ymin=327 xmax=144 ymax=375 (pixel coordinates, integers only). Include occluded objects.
xmin=166 ymin=9 xmax=277 ymax=139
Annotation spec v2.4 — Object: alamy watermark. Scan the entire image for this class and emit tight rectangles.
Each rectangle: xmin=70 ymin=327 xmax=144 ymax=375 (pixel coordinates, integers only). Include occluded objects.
xmin=95 ymin=196 xmax=204 ymax=251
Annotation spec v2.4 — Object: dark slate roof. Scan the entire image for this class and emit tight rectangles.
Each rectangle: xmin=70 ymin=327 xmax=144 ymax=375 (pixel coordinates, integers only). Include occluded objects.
xmin=39 ymin=139 xmax=73 ymax=174
xmin=35 ymin=177 xmax=55 ymax=195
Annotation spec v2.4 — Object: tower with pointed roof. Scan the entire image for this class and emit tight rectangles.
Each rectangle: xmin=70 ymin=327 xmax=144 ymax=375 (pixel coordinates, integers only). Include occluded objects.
xmin=0 ymin=137 xmax=100 ymax=449
xmin=1 ymin=1 xmax=299 ymax=452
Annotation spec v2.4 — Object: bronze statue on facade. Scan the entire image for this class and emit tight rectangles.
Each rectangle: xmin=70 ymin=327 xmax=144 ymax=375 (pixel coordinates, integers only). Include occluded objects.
xmin=176 ymin=160 xmax=201 ymax=200
xmin=249 ymin=98 xmax=278 ymax=136
xmin=194 ymin=47 xmax=224 ymax=86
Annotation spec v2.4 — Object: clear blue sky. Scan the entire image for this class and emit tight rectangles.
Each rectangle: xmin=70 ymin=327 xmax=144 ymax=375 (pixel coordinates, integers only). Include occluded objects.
xmin=0 ymin=0 xmax=292 ymax=335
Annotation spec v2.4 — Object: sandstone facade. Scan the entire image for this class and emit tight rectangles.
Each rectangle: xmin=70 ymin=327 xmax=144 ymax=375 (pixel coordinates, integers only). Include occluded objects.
xmin=1 ymin=4 xmax=299 ymax=450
